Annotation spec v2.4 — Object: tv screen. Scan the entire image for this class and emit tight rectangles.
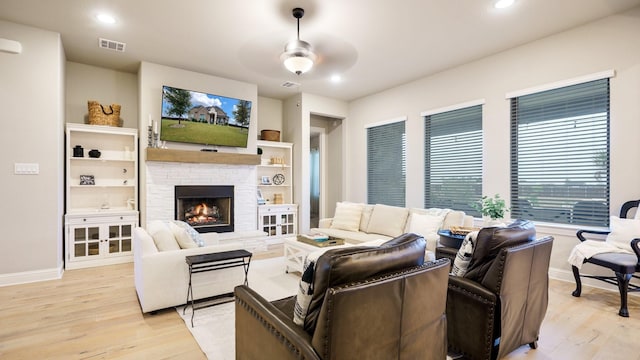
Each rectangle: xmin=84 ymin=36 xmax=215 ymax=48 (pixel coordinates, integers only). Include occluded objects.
xmin=160 ymin=85 xmax=252 ymax=148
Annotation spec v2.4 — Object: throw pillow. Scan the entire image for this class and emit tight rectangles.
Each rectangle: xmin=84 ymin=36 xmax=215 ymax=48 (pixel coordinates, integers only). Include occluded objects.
xmin=172 ymin=220 xmax=205 ymax=247
xmin=451 ymin=231 xmax=478 ymax=276
xmin=407 ymin=213 xmax=445 ymax=237
xmin=359 ymin=204 xmax=375 ymax=232
xmin=366 ymin=204 xmax=409 ymax=237
xmin=605 ymin=216 xmax=640 ymax=252
xmin=147 ymin=221 xmax=181 ymax=252
xmin=293 ymin=247 xmax=332 ymax=326
xmin=168 ymin=221 xmax=199 ymax=249
xmin=330 ymin=202 xmax=363 ymax=232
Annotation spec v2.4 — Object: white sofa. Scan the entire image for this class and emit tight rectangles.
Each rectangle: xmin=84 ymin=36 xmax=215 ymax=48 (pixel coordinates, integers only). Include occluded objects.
xmin=310 ymin=202 xmax=474 ymax=255
xmin=133 ymin=221 xmax=248 ymax=313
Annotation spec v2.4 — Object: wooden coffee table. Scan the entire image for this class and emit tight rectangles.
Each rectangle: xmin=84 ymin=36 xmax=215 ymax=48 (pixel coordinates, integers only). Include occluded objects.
xmin=283 ymin=236 xmax=350 ymax=273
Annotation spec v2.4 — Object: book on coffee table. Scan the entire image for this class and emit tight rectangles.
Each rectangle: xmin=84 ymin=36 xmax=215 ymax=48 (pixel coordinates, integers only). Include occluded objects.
xmin=299 ymin=232 xmax=330 ymax=242
xmin=297 ymin=235 xmax=345 ymax=247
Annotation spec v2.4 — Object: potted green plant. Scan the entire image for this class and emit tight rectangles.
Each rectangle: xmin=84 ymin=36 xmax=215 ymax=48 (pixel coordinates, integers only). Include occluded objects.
xmin=473 ymin=194 xmax=509 ymax=225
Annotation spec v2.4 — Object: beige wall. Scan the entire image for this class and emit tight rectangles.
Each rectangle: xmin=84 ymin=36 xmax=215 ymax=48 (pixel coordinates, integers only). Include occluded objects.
xmin=0 ymin=20 xmax=65 ymax=283
xmin=346 ymin=8 xmax=640 ymax=284
xmin=257 ymin=96 xmax=283 ymax=136
xmin=287 ymin=93 xmax=348 ymax=233
xmin=65 ymin=62 xmax=138 ymax=128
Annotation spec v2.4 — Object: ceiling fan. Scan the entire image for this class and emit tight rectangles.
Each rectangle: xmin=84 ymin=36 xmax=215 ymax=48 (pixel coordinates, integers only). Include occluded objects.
xmin=280 ymin=8 xmax=316 ymax=75
xmin=237 ymin=6 xmax=357 ymax=82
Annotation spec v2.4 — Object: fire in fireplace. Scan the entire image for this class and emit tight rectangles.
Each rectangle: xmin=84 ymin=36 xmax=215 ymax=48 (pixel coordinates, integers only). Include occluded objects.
xmin=175 ymin=185 xmax=234 ymax=233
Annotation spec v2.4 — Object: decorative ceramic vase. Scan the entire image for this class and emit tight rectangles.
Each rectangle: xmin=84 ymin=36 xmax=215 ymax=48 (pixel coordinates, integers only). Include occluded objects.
xmin=89 ymin=149 xmax=101 ymax=158
xmin=73 ymin=145 xmax=84 ymax=157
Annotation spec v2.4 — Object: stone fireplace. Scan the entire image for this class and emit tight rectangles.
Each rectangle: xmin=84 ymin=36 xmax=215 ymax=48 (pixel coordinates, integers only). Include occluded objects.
xmin=175 ymin=185 xmax=234 ymax=233
xmin=145 ymin=162 xmax=257 ymax=233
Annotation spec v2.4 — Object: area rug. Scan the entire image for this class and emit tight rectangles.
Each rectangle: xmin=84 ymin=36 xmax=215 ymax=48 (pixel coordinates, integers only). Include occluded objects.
xmin=176 ymin=256 xmax=300 ymax=359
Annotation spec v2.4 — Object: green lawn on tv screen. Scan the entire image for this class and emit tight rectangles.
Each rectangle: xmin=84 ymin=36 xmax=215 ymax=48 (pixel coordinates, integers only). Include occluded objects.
xmin=160 ymin=119 xmax=248 ymax=147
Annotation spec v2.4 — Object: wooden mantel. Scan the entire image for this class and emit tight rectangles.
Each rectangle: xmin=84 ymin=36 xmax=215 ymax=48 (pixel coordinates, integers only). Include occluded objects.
xmin=146 ymin=148 xmax=261 ymax=165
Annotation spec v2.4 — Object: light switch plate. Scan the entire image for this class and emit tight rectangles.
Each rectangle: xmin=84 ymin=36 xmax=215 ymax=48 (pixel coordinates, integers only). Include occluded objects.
xmin=14 ymin=163 xmax=39 ymax=174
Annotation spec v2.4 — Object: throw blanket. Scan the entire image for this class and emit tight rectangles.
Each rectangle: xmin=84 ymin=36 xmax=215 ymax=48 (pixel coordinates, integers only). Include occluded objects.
xmin=567 ymin=240 xmax=632 ymax=269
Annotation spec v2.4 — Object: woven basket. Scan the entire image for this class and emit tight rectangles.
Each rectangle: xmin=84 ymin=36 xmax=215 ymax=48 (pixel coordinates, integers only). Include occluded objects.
xmin=261 ymin=129 xmax=280 ymax=141
xmin=88 ymin=100 xmax=122 ymax=127
xmin=449 ymin=226 xmax=481 ymax=236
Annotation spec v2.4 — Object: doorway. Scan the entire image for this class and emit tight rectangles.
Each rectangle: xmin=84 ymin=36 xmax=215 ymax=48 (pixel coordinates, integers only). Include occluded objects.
xmin=309 ymin=128 xmax=323 ymax=228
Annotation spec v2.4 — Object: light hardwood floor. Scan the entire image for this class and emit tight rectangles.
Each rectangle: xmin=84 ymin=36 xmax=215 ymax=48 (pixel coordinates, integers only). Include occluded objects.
xmin=0 ymin=246 xmax=638 ymax=359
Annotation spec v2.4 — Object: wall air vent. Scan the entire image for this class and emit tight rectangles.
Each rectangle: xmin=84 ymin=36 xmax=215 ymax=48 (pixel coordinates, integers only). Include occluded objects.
xmin=281 ymin=81 xmax=300 ymax=88
xmin=98 ymin=38 xmax=126 ymax=52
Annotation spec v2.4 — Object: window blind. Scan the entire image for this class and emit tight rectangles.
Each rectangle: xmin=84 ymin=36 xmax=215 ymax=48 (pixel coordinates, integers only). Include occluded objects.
xmin=424 ymin=105 xmax=482 ymax=215
xmin=367 ymin=121 xmax=406 ymax=206
xmin=510 ymin=78 xmax=610 ymax=226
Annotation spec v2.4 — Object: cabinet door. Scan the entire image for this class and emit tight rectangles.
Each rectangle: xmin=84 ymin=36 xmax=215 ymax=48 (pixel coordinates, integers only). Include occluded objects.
xmin=262 ymin=214 xmax=278 ymax=236
xmin=280 ymin=212 xmax=295 ymax=235
xmin=105 ymin=223 xmax=134 ymax=256
xmin=69 ymin=224 xmax=101 ymax=260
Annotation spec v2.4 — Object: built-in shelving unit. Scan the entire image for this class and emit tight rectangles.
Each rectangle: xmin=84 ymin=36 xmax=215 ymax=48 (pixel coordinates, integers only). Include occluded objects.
xmin=64 ymin=123 xmax=138 ymax=269
xmin=257 ymin=140 xmax=297 ymax=240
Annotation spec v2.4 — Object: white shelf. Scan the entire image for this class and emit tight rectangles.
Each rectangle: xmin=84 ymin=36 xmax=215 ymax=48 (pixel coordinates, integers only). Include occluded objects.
xmin=257 ymin=140 xmax=293 ymax=206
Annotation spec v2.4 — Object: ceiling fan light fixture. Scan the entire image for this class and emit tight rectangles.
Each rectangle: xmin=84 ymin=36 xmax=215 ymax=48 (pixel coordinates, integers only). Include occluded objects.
xmin=283 ymin=54 xmax=314 ymax=75
xmin=281 ymin=7 xmax=315 ymax=75
xmin=281 ymin=39 xmax=316 ymax=75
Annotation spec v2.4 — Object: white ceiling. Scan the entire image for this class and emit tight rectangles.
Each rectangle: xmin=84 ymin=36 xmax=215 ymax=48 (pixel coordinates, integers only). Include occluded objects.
xmin=2 ymin=0 xmax=639 ymax=101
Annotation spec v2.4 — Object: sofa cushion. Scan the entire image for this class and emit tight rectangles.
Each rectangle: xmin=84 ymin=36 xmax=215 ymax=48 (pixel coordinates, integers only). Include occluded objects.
xmin=168 ymin=221 xmax=199 ymax=249
xmin=300 ymin=233 xmax=426 ymax=335
xmin=359 ymin=204 xmax=375 ymax=231
xmin=330 ymin=202 xmax=363 ymax=232
xmin=147 ymin=220 xmax=181 ymax=252
xmin=465 ymin=219 xmax=535 ymax=282
xmin=442 ymin=210 xmax=466 ymax=230
xmin=366 ymin=204 xmax=409 ymax=237
xmin=172 ymin=220 xmax=205 ymax=247
xmin=407 ymin=212 xmax=444 ymax=238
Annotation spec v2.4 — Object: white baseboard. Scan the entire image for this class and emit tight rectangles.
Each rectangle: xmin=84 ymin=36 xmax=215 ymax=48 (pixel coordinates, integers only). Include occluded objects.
xmin=0 ymin=265 xmax=63 ymax=287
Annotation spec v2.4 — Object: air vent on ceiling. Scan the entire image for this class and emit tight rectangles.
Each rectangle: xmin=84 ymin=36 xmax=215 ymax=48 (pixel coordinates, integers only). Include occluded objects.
xmin=281 ymin=81 xmax=300 ymax=88
xmin=98 ymin=38 xmax=126 ymax=52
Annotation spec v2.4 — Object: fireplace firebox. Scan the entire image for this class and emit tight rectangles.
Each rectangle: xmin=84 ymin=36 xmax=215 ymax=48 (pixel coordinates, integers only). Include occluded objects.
xmin=175 ymin=185 xmax=234 ymax=233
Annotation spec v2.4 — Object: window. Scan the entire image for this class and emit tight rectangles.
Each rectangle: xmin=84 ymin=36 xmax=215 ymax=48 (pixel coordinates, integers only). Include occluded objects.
xmin=367 ymin=120 xmax=406 ymax=206
xmin=510 ymin=78 xmax=610 ymax=226
xmin=424 ymin=105 xmax=483 ymax=215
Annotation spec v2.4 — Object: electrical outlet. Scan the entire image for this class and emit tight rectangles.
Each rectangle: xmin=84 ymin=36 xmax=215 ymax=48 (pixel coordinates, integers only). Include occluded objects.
xmin=14 ymin=163 xmax=39 ymax=174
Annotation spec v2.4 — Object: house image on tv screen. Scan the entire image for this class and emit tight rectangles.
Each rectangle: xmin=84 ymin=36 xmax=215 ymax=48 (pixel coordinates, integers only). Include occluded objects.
xmin=188 ymin=105 xmax=229 ymax=125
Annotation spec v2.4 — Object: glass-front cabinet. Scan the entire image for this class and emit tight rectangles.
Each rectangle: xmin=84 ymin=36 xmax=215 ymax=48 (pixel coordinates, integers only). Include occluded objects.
xmin=258 ymin=204 xmax=298 ymax=239
xmin=65 ymin=213 xmax=136 ymax=268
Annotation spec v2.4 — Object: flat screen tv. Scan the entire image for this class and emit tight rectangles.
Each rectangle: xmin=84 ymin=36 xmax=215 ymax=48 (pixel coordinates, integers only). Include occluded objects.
xmin=160 ymin=85 xmax=252 ymax=148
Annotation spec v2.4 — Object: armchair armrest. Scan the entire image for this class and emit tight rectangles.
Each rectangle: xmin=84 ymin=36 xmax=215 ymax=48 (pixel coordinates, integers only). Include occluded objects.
xmin=446 ymin=276 xmax=498 ymax=359
xmin=234 ymin=285 xmax=320 ymax=360
xmin=576 ymin=229 xmax=610 ymax=242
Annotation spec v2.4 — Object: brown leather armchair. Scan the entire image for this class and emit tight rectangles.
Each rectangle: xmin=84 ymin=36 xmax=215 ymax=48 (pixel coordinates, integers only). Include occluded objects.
xmin=234 ymin=233 xmax=451 ymax=359
xmin=446 ymin=220 xmax=554 ymax=360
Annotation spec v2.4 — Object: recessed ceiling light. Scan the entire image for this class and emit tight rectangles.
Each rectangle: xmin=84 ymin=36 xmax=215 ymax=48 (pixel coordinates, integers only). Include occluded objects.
xmin=330 ymin=75 xmax=342 ymax=83
xmin=96 ymin=13 xmax=116 ymax=24
xmin=494 ymin=0 xmax=515 ymax=9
